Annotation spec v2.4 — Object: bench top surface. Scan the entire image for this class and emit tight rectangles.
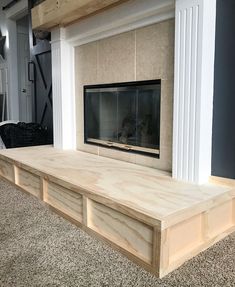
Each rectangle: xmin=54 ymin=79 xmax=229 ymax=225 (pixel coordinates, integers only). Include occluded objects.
xmin=0 ymin=145 xmax=233 ymax=225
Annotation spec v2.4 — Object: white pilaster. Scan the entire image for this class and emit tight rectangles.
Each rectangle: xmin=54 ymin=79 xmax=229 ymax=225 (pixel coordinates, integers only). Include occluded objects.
xmin=173 ymin=0 xmax=217 ymax=183
xmin=51 ymin=28 xmax=76 ymax=149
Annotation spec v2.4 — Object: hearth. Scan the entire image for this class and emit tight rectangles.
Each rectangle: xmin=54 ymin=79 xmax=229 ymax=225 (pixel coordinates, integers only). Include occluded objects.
xmin=84 ymin=80 xmax=161 ymax=157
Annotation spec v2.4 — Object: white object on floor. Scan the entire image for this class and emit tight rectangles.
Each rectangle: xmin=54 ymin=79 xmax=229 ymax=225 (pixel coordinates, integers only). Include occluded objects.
xmin=0 ymin=120 xmax=19 ymax=149
xmin=0 ymin=136 xmax=5 ymax=149
xmin=0 ymin=120 xmax=19 ymax=126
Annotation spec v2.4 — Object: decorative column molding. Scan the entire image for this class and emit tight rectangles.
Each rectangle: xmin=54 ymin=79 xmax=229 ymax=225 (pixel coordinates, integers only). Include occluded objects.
xmin=173 ymin=0 xmax=217 ymax=183
xmin=51 ymin=28 xmax=76 ymax=149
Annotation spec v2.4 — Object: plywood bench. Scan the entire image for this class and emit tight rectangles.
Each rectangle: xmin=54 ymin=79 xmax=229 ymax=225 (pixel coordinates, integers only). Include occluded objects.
xmin=0 ymin=146 xmax=234 ymax=277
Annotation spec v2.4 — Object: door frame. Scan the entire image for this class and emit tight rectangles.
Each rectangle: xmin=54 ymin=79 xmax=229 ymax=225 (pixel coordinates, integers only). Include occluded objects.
xmin=17 ymin=17 xmax=32 ymax=122
xmin=4 ymin=0 xmax=28 ymax=121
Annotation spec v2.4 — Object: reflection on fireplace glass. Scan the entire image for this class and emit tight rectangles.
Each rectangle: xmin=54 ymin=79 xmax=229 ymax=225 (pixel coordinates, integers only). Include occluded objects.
xmin=84 ymin=80 xmax=161 ymax=157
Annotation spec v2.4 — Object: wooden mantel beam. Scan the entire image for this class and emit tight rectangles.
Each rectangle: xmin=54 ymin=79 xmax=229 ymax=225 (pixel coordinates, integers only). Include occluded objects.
xmin=31 ymin=0 xmax=129 ymax=30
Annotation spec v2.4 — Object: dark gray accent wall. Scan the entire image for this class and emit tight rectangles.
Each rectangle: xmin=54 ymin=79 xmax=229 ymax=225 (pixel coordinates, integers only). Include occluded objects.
xmin=212 ymin=0 xmax=235 ymax=179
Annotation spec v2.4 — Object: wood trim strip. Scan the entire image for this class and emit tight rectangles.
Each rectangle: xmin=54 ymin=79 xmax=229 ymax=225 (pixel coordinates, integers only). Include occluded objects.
xmin=152 ymin=227 xmax=161 ymax=269
xmin=82 ymin=196 xmax=88 ymax=226
xmin=13 ymin=165 xmax=18 ymax=185
xmin=159 ymin=228 xmax=170 ymax=276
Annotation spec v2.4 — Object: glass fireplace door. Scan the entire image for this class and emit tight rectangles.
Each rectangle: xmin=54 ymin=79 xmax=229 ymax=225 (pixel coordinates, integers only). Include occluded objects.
xmin=84 ymin=80 xmax=161 ymax=157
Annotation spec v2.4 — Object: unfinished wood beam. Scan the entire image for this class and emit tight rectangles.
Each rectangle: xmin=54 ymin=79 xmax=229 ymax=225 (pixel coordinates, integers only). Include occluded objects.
xmin=31 ymin=0 xmax=128 ymax=30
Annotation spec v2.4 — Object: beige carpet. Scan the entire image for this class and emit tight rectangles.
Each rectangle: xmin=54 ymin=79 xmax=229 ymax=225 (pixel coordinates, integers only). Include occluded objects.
xmin=0 ymin=179 xmax=234 ymax=287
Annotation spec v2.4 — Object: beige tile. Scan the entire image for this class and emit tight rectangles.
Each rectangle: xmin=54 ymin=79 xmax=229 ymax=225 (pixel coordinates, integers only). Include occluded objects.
xmin=157 ymin=145 xmax=172 ymax=171
xmin=135 ymin=20 xmax=174 ymax=172
xmin=97 ymin=31 xmax=135 ymax=83
xmin=160 ymin=80 xmax=173 ymax=148
xmin=135 ymin=145 xmax=172 ymax=172
xmin=75 ymin=85 xmax=84 ymax=135
xmin=99 ymin=146 xmax=136 ymax=164
xmin=75 ymin=41 xmax=98 ymax=85
xmin=77 ymin=132 xmax=99 ymax=155
xmin=136 ymin=20 xmax=175 ymax=81
xmin=137 ymin=46 xmax=174 ymax=81
xmin=75 ymin=42 xmax=98 ymax=136
xmin=157 ymin=19 xmax=175 ymax=47
xmin=135 ymin=154 xmax=156 ymax=169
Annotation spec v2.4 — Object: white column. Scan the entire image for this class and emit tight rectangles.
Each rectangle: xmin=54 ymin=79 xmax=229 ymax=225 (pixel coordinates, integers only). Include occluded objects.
xmin=51 ymin=28 xmax=76 ymax=149
xmin=173 ymin=0 xmax=217 ymax=183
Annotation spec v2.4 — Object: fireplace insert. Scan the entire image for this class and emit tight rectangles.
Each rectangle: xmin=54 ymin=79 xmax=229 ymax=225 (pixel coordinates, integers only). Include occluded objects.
xmin=84 ymin=80 xmax=161 ymax=157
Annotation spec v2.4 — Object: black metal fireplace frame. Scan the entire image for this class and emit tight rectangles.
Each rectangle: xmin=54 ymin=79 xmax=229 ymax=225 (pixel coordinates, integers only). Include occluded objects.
xmin=83 ymin=79 xmax=161 ymax=158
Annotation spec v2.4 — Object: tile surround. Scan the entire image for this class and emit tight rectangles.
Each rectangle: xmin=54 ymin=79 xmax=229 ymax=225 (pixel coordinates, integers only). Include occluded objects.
xmin=97 ymin=31 xmax=136 ymax=84
xmin=75 ymin=19 xmax=174 ymax=172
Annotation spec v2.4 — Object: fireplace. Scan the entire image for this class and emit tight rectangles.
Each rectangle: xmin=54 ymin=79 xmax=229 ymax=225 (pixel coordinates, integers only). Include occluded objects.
xmin=84 ymin=80 xmax=161 ymax=157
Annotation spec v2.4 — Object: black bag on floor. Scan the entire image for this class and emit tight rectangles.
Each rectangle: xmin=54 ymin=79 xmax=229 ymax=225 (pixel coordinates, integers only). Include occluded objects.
xmin=0 ymin=122 xmax=49 ymax=148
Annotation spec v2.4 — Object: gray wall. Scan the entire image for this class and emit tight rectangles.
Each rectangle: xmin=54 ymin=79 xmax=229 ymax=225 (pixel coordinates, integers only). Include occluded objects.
xmin=212 ymin=0 xmax=235 ymax=179
xmin=0 ymin=0 xmax=20 ymax=120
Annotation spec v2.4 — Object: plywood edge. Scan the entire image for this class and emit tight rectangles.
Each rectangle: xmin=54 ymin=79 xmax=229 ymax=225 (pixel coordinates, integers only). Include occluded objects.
xmin=152 ymin=227 xmax=161 ymax=270
xmin=159 ymin=228 xmax=170 ymax=277
xmin=0 ymin=154 xmax=14 ymax=164
xmin=162 ymin=191 xmax=234 ymax=229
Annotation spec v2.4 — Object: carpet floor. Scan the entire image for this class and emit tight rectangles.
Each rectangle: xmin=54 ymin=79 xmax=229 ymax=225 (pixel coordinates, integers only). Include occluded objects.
xmin=0 ymin=179 xmax=234 ymax=287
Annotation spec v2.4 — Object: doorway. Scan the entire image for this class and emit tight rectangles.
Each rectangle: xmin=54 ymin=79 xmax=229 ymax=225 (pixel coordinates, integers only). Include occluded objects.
xmin=17 ymin=15 xmax=32 ymax=123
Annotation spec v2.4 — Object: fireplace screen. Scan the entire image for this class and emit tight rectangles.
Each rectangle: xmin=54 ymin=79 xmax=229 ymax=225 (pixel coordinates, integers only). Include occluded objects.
xmin=84 ymin=80 xmax=161 ymax=157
